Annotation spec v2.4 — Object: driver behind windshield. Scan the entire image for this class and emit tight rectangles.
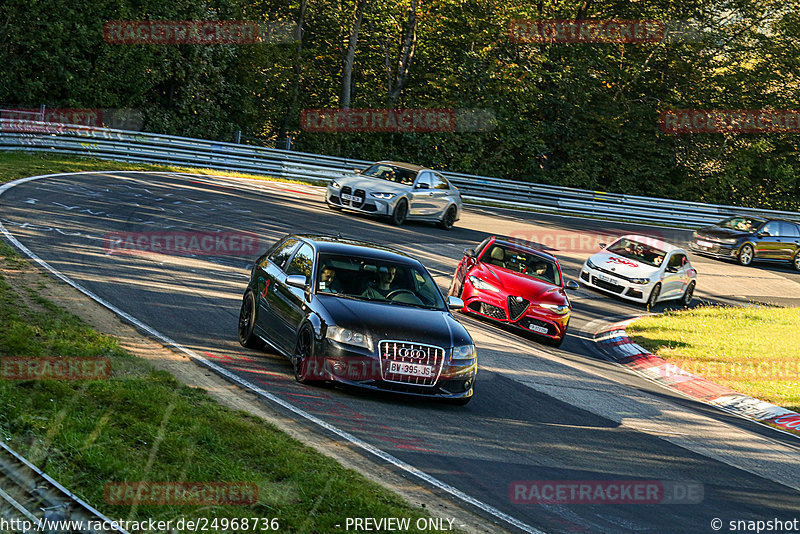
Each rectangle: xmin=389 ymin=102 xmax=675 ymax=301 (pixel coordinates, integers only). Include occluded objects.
xmin=361 ymin=265 xmax=397 ymax=299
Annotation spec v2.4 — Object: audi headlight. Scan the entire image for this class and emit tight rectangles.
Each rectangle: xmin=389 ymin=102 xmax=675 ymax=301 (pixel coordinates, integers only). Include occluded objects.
xmin=468 ymin=275 xmax=500 ymax=292
xmin=630 ymin=278 xmax=650 ymax=285
xmin=452 ymin=344 xmax=476 ymax=360
xmin=330 ymin=180 xmax=341 ymax=189
xmin=540 ymin=303 xmax=570 ymax=315
xmin=370 ymin=192 xmax=396 ymax=199
xmin=326 ymin=326 xmax=372 ymax=350
xmin=585 ymin=258 xmax=596 ymax=270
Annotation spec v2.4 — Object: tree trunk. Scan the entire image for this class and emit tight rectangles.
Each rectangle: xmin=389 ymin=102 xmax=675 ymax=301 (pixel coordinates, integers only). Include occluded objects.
xmin=341 ymin=0 xmax=368 ymax=109
xmin=387 ymin=0 xmax=418 ymax=105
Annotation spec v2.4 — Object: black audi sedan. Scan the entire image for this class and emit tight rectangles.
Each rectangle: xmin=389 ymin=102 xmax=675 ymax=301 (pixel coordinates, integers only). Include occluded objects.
xmin=690 ymin=216 xmax=800 ymax=270
xmin=237 ymin=234 xmax=477 ymax=404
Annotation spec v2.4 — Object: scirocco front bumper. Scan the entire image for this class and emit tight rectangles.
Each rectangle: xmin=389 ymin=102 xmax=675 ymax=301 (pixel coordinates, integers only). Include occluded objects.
xmin=579 ymin=264 xmax=651 ymax=303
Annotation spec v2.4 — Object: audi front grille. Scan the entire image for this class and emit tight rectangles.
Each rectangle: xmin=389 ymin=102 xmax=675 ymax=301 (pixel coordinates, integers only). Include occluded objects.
xmin=379 ymin=340 xmax=445 ymax=387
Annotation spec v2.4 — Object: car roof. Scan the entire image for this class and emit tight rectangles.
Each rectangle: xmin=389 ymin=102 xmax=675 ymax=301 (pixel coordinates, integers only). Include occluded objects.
xmin=375 ymin=160 xmax=428 ymax=173
xmin=291 ymin=234 xmax=418 ymax=263
xmin=616 ymin=234 xmax=683 ymax=253
xmin=490 ymin=237 xmax=559 ymax=262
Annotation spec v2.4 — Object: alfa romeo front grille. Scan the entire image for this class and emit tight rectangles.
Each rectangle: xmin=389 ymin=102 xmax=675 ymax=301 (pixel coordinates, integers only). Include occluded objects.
xmin=508 ymin=296 xmax=530 ymax=321
xmin=379 ymin=340 xmax=444 ymax=387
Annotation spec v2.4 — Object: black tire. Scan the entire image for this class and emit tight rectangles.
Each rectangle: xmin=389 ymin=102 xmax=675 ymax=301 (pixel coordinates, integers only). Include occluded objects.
xmin=238 ymin=291 xmax=263 ymax=349
xmin=646 ymin=283 xmax=661 ymax=309
xmin=681 ymin=281 xmax=695 ymax=307
xmin=793 ymin=251 xmax=800 ymax=272
xmin=390 ymin=199 xmax=408 ymax=226
xmin=438 ymin=205 xmax=457 ymax=230
xmin=738 ymin=244 xmax=754 ymax=266
xmin=293 ymin=325 xmax=321 ymax=384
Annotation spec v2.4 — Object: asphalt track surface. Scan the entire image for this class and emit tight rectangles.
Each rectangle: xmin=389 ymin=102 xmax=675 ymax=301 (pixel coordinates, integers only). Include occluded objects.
xmin=2 ymin=171 xmax=800 ymax=534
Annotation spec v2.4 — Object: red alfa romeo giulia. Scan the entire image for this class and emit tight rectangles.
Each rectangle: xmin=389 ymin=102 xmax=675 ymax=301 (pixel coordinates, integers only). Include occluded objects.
xmin=448 ymin=236 xmax=579 ymax=346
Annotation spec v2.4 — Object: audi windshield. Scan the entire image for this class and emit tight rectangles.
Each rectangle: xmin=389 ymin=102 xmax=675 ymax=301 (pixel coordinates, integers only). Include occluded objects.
xmin=315 ymin=254 xmax=446 ymax=310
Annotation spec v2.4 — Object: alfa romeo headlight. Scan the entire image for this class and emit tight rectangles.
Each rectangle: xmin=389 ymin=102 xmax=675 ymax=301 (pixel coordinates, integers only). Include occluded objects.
xmin=326 ymin=326 xmax=372 ymax=350
xmin=468 ymin=275 xmax=500 ymax=292
xmin=452 ymin=344 xmax=476 ymax=360
xmin=540 ymin=304 xmax=570 ymax=315
xmin=371 ymin=192 xmax=396 ymax=199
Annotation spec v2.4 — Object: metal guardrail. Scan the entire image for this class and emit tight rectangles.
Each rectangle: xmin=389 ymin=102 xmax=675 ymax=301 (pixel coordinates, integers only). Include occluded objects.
xmin=1 ymin=118 xmax=798 ymax=228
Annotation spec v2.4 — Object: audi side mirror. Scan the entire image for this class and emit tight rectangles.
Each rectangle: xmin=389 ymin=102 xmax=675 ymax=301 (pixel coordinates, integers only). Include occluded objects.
xmin=286 ymin=275 xmax=308 ymax=289
xmin=565 ymin=280 xmax=579 ymax=290
xmin=447 ymin=296 xmax=465 ymax=310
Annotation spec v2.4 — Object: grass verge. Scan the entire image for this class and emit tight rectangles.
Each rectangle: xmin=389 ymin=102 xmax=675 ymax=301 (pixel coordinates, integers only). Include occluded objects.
xmin=626 ymin=305 xmax=800 ymax=412
xmin=0 ymin=155 xmax=438 ymax=531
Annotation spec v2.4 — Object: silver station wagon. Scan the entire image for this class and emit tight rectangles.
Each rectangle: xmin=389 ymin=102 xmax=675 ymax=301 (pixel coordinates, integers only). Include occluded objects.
xmin=325 ymin=161 xmax=463 ymax=230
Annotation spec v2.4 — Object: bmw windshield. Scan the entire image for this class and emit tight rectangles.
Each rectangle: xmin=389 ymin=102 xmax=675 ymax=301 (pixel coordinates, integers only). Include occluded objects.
xmin=361 ymin=164 xmax=417 ymax=186
xmin=316 ymin=254 xmax=446 ymax=310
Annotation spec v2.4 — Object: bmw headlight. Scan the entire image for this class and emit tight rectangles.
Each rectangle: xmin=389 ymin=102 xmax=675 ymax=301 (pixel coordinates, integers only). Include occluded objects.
xmin=468 ymin=275 xmax=500 ymax=292
xmin=370 ymin=192 xmax=396 ymax=199
xmin=326 ymin=326 xmax=372 ymax=350
xmin=330 ymin=180 xmax=341 ymax=189
xmin=540 ymin=303 xmax=570 ymax=315
xmin=585 ymin=258 xmax=596 ymax=270
xmin=451 ymin=344 xmax=476 ymax=360
xmin=630 ymin=278 xmax=650 ymax=285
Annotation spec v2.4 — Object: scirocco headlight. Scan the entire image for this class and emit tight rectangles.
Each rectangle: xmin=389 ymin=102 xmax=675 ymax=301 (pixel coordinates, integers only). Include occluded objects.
xmin=468 ymin=275 xmax=500 ymax=292
xmin=585 ymin=258 xmax=596 ymax=270
xmin=326 ymin=326 xmax=372 ymax=350
xmin=452 ymin=344 xmax=476 ymax=360
xmin=370 ymin=192 xmax=396 ymax=199
xmin=630 ymin=278 xmax=650 ymax=285
xmin=540 ymin=303 xmax=570 ymax=315
xmin=330 ymin=180 xmax=342 ymax=189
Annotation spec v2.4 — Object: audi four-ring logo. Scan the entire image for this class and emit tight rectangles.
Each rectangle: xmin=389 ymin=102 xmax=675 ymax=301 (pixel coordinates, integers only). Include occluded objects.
xmin=397 ymin=347 xmax=427 ymax=359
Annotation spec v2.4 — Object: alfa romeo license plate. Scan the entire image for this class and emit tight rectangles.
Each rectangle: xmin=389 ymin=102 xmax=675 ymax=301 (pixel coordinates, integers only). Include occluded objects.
xmin=388 ymin=361 xmax=434 ymax=378
xmin=528 ymin=324 xmax=548 ymax=334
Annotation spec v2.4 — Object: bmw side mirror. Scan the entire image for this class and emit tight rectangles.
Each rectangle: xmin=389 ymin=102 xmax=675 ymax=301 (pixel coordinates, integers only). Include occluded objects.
xmin=447 ymin=296 xmax=465 ymax=310
xmin=464 ymin=248 xmax=476 ymax=258
xmin=416 ymin=182 xmax=429 ymax=189
xmin=353 ymin=168 xmax=362 ymax=174
xmin=565 ymin=280 xmax=579 ymax=290
xmin=286 ymin=275 xmax=308 ymax=289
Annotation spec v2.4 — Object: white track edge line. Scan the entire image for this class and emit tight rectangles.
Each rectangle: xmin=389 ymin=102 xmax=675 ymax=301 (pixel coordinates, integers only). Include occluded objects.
xmin=0 ymin=171 xmax=544 ymax=534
